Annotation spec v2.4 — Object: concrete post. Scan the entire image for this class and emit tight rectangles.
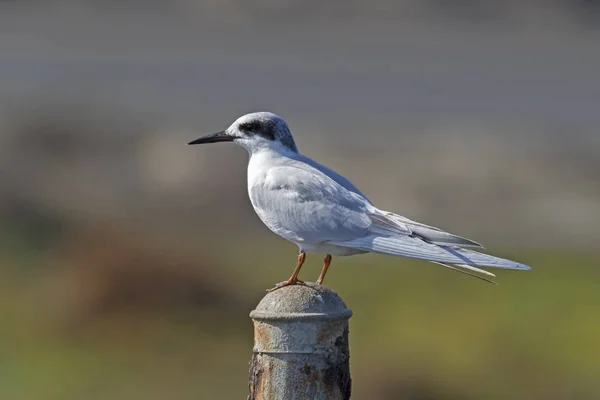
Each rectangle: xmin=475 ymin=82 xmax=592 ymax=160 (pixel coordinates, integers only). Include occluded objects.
xmin=248 ymin=282 xmax=352 ymax=400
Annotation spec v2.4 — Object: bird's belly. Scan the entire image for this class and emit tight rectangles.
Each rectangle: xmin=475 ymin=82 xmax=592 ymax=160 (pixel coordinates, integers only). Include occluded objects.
xmin=295 ymin=241 xmax=367 ymax=256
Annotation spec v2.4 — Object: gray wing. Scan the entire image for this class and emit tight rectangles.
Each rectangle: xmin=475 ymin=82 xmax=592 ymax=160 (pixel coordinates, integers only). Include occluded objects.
xmin=292 ymin=153 xmax=372 ymax=201
xmin=369 ymin=211 xmax=483 ymax=248
xmin=249 ymin=163 xmax=386 ymax=243
xmin=294 ymin=154 xmax=482 ymax=248
xmin=249 ymin=155 xmax=478 ymax=248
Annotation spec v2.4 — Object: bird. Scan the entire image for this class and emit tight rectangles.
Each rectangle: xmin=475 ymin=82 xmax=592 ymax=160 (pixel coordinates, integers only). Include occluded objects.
xmin=188 ymin=112 xmax=531 ymax=289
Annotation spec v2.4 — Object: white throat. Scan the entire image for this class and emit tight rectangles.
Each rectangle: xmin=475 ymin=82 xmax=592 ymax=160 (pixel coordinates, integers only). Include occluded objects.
xmin=235 ymin=136 xmax=299 ymax=157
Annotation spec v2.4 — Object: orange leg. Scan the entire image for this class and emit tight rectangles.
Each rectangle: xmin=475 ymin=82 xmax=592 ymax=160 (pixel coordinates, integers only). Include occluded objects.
xmin=316 ymin=254 xmax=332 ymax=285
xmin=267 ymin=252 xmax=306 ymax=291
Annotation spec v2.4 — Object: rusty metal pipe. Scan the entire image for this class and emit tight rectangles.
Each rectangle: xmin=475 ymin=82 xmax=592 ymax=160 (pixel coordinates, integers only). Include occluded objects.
xmin=248 ymin=282 xmax=352 ymax=400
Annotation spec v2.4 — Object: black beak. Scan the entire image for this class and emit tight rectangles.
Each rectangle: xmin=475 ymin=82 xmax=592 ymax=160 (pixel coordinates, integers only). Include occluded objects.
xmin=187 ymin=131 xmax=234 ymax=145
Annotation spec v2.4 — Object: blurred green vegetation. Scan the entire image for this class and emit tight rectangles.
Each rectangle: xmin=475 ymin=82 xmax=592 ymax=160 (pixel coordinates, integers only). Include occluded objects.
xmin=1 ymin=224 xmax=598 ymax=400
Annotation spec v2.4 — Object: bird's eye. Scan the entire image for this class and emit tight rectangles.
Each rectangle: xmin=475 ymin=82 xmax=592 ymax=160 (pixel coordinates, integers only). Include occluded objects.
xmin=240 ymin=122 xmax=262 ymax=133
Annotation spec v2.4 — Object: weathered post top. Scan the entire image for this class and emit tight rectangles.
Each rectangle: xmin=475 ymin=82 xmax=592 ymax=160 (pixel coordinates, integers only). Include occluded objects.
xmin=248 ymin=282 xmax=352 ymax=400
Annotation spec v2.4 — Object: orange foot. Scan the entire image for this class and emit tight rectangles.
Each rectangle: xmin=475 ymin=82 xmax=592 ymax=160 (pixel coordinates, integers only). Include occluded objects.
xmin=266 ymin=278 xmax=305 ymax=292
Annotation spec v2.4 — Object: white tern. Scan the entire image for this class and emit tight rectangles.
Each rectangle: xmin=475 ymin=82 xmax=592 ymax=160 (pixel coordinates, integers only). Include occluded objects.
xmin=188 ymin=112 xmax=531 ymax=289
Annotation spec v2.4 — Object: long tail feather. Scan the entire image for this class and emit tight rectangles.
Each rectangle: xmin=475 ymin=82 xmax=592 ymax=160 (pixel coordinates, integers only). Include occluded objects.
xmin=454 ymin=264 xmax=496 ymax=278
xmin=432 ymin=262 xmax=498 ymax=285
xmin=330 ymin=235 xmax=532 ymax=270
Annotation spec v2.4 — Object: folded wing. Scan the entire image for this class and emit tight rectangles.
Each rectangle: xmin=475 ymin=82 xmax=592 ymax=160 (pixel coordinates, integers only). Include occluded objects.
xmin=369 ymin=211 xmax=483 ymax=248
xmin=250 ymin=164 xmax=375 ymax=243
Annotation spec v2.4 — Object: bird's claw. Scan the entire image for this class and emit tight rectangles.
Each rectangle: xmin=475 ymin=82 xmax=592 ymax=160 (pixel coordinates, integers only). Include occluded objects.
xmin=266 ymin=279 xmax=305 ymax=292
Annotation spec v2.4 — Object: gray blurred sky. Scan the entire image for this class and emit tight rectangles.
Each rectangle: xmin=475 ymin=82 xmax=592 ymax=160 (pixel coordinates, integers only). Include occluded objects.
xmin=1 ymin=2 xmax=599 ymax=128
xmin=0 ymin=2 xmax=599 ymax=248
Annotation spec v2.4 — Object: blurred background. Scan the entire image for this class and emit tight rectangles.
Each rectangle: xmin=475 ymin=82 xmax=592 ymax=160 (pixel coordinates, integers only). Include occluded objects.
xmin=1 ymin=1 xmax=599 ymax=399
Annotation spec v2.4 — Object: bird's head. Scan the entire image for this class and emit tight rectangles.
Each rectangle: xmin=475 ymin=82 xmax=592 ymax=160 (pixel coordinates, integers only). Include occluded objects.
xmin=188 ymin=112 xmax=298 ymax=154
